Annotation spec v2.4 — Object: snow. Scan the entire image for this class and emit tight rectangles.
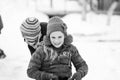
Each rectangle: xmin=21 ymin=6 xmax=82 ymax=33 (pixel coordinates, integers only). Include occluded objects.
xmin=0 ymin=0 xmax=120 ymax=80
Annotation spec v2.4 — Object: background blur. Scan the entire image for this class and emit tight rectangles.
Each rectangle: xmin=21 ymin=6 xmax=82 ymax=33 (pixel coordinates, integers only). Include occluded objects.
xmin=0 ymin=0 xmax=120 ymax=80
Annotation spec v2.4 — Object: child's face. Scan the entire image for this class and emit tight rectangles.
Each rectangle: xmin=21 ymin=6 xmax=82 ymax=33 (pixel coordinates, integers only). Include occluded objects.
xmin=25 ymin=37 xmax=38 ymax=46
xmin=50 ymin=31 xmax=65 ymax=48
xmin=24 ymin=32 xmax=41 ymax=47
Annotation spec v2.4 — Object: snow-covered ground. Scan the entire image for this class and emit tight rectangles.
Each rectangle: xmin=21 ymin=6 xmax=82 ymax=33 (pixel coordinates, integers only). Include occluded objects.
xmin=0 ymin=0 xmax=120 ymax=80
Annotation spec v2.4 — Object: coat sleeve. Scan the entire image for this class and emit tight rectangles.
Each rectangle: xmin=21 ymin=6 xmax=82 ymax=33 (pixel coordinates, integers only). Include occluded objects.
xmin=0 ymin=15 xmax=3 ymax=32
xmin=70 ymin=45 xmax=88 ymax=78
xmin=27 ymin=46 xmax=45 ymax=80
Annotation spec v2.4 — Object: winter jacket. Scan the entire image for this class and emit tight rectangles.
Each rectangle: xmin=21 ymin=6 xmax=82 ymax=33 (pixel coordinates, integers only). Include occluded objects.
xmin=27 ymin=35 xmax=88 ymax=80
xmin=0 ymin=15 xmax=3 ymax=33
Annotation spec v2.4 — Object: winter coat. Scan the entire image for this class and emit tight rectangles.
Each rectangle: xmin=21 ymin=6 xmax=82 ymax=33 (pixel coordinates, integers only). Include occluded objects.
xmin=27 ymin=35 xmax=88 ymax=80
xmin=0 ymin=15 xmax=3 ymax=33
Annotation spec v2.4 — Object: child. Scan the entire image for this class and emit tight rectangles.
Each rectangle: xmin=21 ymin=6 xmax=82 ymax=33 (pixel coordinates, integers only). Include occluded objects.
xmin=27 ymin=16 xmax=88 ymax=80
xmin=20 ymin=17 xmax=47 ymax=55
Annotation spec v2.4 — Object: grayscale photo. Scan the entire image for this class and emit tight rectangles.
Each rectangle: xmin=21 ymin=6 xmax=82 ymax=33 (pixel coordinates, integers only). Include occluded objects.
xmin=0 ymin=0 xmax=120 ymax=80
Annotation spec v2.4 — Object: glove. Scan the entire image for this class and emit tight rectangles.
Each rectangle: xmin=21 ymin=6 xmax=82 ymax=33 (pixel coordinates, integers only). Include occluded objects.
xmin=41 ymin=72 xmax=58 ymax=80
xmin=69 ymin=72 xmax=81 ymax=80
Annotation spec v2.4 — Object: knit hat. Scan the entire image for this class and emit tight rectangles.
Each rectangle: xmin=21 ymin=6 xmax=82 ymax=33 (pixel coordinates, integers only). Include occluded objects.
xmin=47 ymin=16 xmax=67 ymax=36
xmin=20 ymin=17 xmax=41 ymax=47
xmin=44 ymin=16 xmax=73 ymax=46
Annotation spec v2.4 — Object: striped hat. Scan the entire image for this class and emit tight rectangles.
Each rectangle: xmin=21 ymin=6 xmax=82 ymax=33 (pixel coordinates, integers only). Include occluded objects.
xmin=20 ymin=17 xmax=41 ymax=47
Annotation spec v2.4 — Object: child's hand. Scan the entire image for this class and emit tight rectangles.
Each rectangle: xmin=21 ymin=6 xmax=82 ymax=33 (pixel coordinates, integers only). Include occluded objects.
xmin=69 ymin=72 xmax=81 ymax=80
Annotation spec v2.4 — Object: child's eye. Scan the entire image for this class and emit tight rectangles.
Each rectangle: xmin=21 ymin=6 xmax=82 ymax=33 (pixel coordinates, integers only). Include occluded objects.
xmin=58 ymin=36 xmax=62 ymax=38
xmin=52 ymin=37 xmax=55 ymax=39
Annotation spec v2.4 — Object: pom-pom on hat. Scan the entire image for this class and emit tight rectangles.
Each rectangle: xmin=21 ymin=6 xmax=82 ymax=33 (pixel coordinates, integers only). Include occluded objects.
xmin=47 ymin=16 xmax=67 ymax=36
